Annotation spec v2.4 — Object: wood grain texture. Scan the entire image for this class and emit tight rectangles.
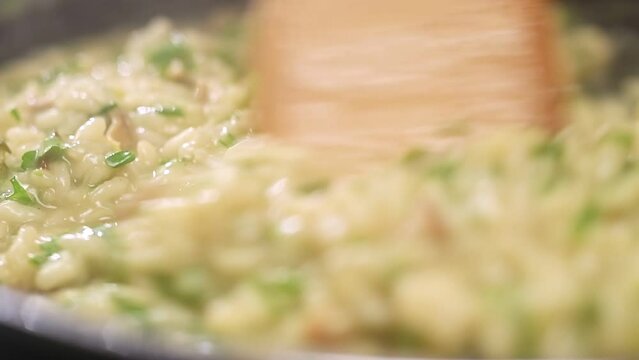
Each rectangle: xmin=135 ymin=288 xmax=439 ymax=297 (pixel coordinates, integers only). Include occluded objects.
xmin=253 ymin=0 xmax=563 ymax=156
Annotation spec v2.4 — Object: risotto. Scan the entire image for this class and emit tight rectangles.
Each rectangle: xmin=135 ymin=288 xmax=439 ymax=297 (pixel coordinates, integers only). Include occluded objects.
xmin=0 ymin=9 xmax=638 ymax=359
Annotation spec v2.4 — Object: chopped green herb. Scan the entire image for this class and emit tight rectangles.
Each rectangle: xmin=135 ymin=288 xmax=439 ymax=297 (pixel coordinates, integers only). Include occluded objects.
xmin=155 ymin=105 xmax=184 ymax=117
xmin=217 ymin=131 xmax=237 ymax=148
xmin=29 ymin=238 xmax=61 ymax=266
xmin=298 ymin=179 xmax=329 ymax=194
xmin=20 ymin=150 xmax=38 ymax=170
xmin=40 ymin=136 xmax=65 ymax=161
xmin=148 ymin=41 xmax=195 ymax=74
xmin=577 ymin=297 xmax=600 ymax=331
xmin=402 ymin=148 xmax=427 ymax=164
xmin=427 ymin=160 xmax=458 ymax=181
xmin=112 ymin=295 xmax=148 ymax=322
xmin=154 ymin=268 xmax=212 ymax=306
xmin=389 ymin=328 xmax=423 ymax=352
xmin=574 ymin=202 xmax=601 ymax=238
xmin=95 ymin=101 xmax=118 ymax=116
xmin=532 ymin=139 xmax=563 ymax=161
xmin=254 ymin=272 xmax=303 ymax=314
xmin=215 ymin=47 xmax=238 ymax=68
xmin=19 ymin=135 xmax=67 ymax=170
xmin=105 ymin=151 xmax=136 ymax=168
xmin=9 ymin=108 xmax=20 ymax=122
xmin=3 ymin=176 xmax=35 ymax=206
xmin=604 ymin=130 xmax=634 ymax=150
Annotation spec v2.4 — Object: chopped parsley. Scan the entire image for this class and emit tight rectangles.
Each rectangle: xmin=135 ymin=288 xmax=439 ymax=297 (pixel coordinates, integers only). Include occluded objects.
xmin=604 ymin=130 xmax=634 ymax=150
xmin=532 ymin=139 xmax=564 ymax=161
xmin=154 ymin=268 xmax=211 ymax=306
xmin=426 ymin=160 xmax=458 ymax=181
xmin=29 ymin=238 xmax=62 ymax=266
xmin=573 ymin=202 xmax=601 ymax=238
xmin=20 ymin=135 xmax=67 ymax=170
xmin=111 ymin=295 xmax=148 ymax=323
xmin=148 ymin=41 xmax=195 ymax=75
xmin=3 ymin=176 xmax=35 ymax=206
xmin=155 ymin=106 xmax=184 ymax=117
xmin=9 ymin=108 xmax=20 ymax=122
xmin=402 ymin=148 xmax=427 ymax=165
xmin=105 ymin=151 xmax=136 ymax=168
xmin=298 ymin=179 xmax=329 ymax=194
xmin=254 ymin=272 xmax=303 ymax=314
xmin=217 ymin=128 xmax=237 ymax=148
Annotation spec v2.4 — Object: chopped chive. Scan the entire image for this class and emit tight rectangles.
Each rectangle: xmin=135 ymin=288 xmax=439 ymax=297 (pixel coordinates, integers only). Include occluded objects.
xmin=3 ymin=176 xmax=35 ymax=206
xmin=217 ymin=131 xmax=237 ymax=148
xmin=155 ymin=106 xmax=184 ymax=117
xmin=147 ymin=41 xmax=194 ymax=74
xmin=29 ymin=238 xmax=62 ymax=266
xmin=532 ymin=139 xmax=563 ymax=161
xmin=111 ymin=295 xmax=148 ymax=321
xmin=402 ymin=148 xmax=427 ymax=164
xmin=105 ymin=151 xmax=136 ymax=168
xmin=254 ymin=272 xmax=303 ymax=314
xmin=9 ymin=108 xmax=21 ymax=122
xmin=20 ymin=150 xmax=38 ymax=170
xmin=298 ymin=179 xmax=329 ymax=194
xmin=605 ymin=130 xmax=634 ymax=150
xmin=427 ymin=161 xmax=458 ymax=181
xmin=574 ymin=202 xmax=601 ymax=238
xmin=95 ymin=101 xmax=118 ymax=116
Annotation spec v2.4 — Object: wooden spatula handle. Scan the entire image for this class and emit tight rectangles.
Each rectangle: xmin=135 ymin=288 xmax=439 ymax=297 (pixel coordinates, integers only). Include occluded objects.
xmin=253 ymin=0 xmax=562 ymax=156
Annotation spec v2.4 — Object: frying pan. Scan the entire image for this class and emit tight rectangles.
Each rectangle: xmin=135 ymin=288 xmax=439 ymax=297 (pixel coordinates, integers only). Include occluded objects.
xmin=0 ymin=0 xmax=638 ymax=358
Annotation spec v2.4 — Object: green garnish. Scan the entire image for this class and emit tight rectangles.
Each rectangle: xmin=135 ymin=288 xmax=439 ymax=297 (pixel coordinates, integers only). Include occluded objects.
xmin=389 ymin=328 xmax=423 ymax=352
xmin=604 ymin=130 xmax=634 ymax=150
xmin=217 ymin=131 xmax=237 ymax=148
xmin=154 ymin=268 xmax=211 ymax=306
xmin=427 ymin=160 xmax=458 ymax=181
xmin=402 ymin=148 xmax=427 ymax=164
xmin=148 ymin=41 xmax=195 ymax=74
xmin=574 ymin=202 xmax=601 ymax=238
xmin=105 ymin=151 xmax=136 ymax=168
xmin=112 ymin=295 xmax=148 ymax=322
xmin=95 ymin=101 xmax=118 ymax=116
xmin=41 ymin=136 xmax=65 ymax=160
xmin=155 ymin=105 xmax=184 ymax=117
xmin=532 ymin=139 xmax=563 ymax=161
xmin=254 ymin=272 xmax=303 ymax=314
xmin=20 ymin=135 xmax=67 ymax=170
xmin=9 ymin=108 xmax=21 ymax=122
xmin=298 ymin=179 xmax=329 ymax=194
xmin=29 ymin=238 xmax=62 ymax=266
xmin=577 ymin=297 xmax=600 ymax=331
xmin=3 ymin=176 xmax=35 ymax=206
xmin=20 ymin=150 xmax=38 ymax=170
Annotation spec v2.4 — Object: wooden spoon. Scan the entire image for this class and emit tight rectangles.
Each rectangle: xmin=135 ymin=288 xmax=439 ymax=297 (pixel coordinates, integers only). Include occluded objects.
xmin=252 ymin=0 xmax=563 ymax=160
